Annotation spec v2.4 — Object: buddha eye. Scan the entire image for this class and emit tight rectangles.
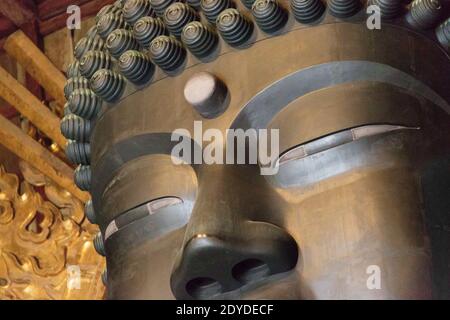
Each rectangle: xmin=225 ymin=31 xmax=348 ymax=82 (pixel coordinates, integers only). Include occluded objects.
xmin=104 ymin=196 xmax=186 ymax=241
xmin=267 ymin=124 xmax=421 ymax=189
xmin=278 ymin=124 xmax=420 ymax=166
xmin=97 ymin=154 xmax=197 ymax=246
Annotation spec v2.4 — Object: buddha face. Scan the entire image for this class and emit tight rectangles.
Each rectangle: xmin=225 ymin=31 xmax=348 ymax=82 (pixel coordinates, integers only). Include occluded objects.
xmin=65 ymin=1 xmax=450 ymax=300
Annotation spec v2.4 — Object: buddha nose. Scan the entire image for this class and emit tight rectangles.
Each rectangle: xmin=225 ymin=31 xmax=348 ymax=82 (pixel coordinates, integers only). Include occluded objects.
xmin=170 ymin=164 xmax=299 ymax=299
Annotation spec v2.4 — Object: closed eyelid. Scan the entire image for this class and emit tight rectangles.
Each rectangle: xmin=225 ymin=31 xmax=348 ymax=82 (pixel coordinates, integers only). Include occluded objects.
xmin=278 ymin=124 xmax=420 ymax=166
xmin=104 ymin=196 xmax=185 ymax=241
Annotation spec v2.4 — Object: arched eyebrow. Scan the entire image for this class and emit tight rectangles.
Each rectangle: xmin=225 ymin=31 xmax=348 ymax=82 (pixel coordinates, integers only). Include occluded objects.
xmin=278 ymin=124 xmax=420 ymax=166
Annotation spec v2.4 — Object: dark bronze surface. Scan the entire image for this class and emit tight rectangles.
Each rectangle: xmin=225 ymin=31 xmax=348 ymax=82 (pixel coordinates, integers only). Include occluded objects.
xmin=67 ymin=1 xmax=450 ymax=300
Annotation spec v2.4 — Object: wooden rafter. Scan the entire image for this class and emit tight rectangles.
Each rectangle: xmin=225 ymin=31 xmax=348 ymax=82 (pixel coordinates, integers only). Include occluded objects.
xmin=5 ymin=30 xmax=66 ymax=106
xmin=20 ymin=21 xmax=45 ymax=100
xmin=0 ymin=113 xmax=89 ymax=203
xmin=0 ymin=65 xmax=67 ymax=149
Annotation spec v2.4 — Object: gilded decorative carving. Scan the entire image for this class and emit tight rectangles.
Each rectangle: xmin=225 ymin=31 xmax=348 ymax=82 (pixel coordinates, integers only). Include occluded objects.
xmin=0 ymin=162 xmax=105 ymax=300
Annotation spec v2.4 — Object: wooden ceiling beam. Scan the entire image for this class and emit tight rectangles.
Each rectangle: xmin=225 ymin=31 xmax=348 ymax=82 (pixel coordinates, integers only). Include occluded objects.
xmin=0 ymin=65 xmax=67 ymax=149
xmin=16 ymin=22 xmax=45 ymax=101
xmin=0 ymin=105 xmax=19 ymax=119
xmin=0 ymin=114 xmax=90 ymax=203
xmin=0 ymin=0 xmax=36 ymax=27
xmin=0 ymin=0 xmax=117 ymax=40
xmin=5 ymin=30 xmax=66 ymax=106
xmin=38 ymin=0 xmax=92 ymax=21
xmin=0 ymin=15 xmax=17 ymax=37
xmin=39 ymin=0 xmax=115 ymax=36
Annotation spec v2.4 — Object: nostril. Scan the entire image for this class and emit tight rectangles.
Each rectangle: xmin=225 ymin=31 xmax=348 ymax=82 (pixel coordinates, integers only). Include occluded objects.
xmin=172 ymin=225 xmax=298 ymax=299
xmin=232 ymin=259 xmax=270 ymax=284
xmin=186 ymin=277 xmax=222 ymax=299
